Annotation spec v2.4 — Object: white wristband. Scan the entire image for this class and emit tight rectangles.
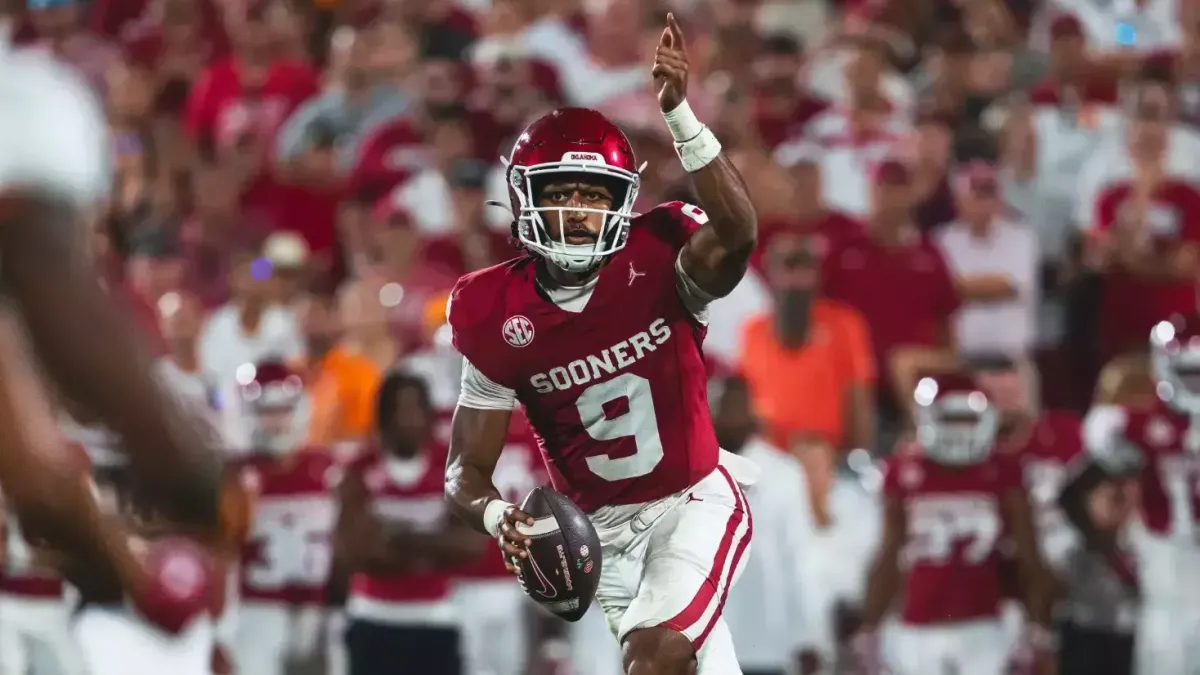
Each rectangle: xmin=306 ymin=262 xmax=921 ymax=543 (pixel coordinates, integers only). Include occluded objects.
xmin=483 ymin=498 xmax=513 ymax=538
xmin=662 ymin=99 xmax=721 ymax=172
xmin=663 ymin=99 xmax=704 ymax=142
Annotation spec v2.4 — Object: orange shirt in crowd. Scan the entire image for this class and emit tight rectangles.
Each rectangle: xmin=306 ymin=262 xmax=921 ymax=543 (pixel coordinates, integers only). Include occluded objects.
xmin=738 ymin=300 xmax=875 ymax=450
xmin=298 ymin=347 xmax=382 ymax=447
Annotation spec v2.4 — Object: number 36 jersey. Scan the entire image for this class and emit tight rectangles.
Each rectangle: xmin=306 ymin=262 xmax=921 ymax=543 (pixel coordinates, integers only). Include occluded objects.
xmin=449 ymin=202 xmax=718 ymax=513
xmin=883 ymin=450 xmax=1022 ymax=625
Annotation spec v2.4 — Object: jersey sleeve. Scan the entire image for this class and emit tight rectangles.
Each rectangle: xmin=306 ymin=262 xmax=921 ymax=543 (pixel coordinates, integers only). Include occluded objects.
xmin=652 ymin=201 xmax=719 ymax=319
xmin=457 ymin=358 xmax=518 ymax=411
xmin=0 ymin=54 xmax=109 ymax=207
xmin=446 ymin=269 xmax=519 ymax=389
xmin=1082 ymin=405 xmax=1143 ymax=474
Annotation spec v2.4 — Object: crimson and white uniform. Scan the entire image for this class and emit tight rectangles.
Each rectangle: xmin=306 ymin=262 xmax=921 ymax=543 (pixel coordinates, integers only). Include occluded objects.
xmin=1086 ymin=400 xmax=1200 ymax=675
xmin=0 ymin=512 xmax=85 ymax=675
xmin=450 ymin=200 xmax=757 ymax=673
xmin=233 ymin=450 xmax=337 ymax=675
xmin=882 ymin=452 xmax=1022 ymax=675
xmin=345 ymin=447 xmax=460 ymax=630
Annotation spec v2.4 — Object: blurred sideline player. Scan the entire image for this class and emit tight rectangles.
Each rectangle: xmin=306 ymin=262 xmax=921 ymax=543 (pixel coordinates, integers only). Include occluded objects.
xmin=231 ymin=361 xmax=338 ymax=675
xmin=444 ymin=14 xmax=761 ymax=675
xmin=336 ymin=371 xmax=479 ymax=675
xmin=856 ymin=372 xmax=1053 ymax=675
xmin=710 ymin=376 xmax=811 ymax=675
xmin=1071 ymin=316 xmax=1200 ymax=675
xmin=0 ymin=490 xmax=87 ymax=675
xmin=0 ymin=44 xmax=224 ymax=618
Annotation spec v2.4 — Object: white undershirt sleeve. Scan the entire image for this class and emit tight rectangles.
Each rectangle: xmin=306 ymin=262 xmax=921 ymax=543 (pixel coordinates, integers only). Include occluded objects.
xmin=457 ymin=357 xmax=519 ymax=411
xmin=675 ymin=252 xmax=714 ymax=324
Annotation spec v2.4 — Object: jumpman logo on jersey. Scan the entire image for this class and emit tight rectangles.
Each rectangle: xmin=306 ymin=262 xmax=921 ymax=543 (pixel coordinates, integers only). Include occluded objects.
xmin=628 ymin=263 xmax=645 ymax=286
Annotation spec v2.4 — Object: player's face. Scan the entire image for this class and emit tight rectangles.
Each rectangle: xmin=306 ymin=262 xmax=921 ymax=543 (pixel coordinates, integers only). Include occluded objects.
xmin=537 ymin=181 xmax=615 ymax=245
xmin=387 ymin=387 xmax=431 ymax=454
xmin=255 ymin=407 xmax=296 ymax=454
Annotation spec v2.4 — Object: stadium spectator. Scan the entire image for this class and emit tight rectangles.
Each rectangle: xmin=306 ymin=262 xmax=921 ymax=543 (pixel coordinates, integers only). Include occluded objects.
xmin=739 ymin=232 xmax=876 ymax=454
xmin=1080 ymin=75 xmax=1200 ymax=361
xmin=294 ymin=291 xmax=381 ymax=447
xmin=935 ymin=160 xmax=1039 ymax=368
xmin=179 ymin=166 xmax=271 ymax=308
xmin=23 ymin=0 xmax=119 ymax=94
xmin=821 ymin=158 xmax=961 ymax=422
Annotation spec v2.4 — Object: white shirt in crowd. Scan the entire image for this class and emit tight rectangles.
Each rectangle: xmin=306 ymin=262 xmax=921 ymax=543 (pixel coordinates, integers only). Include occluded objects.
xmin=1053 ymin=0 xmax=1181 ymax=54
xmin=156 ymin=357 xmax=223 ymax=449
xmin=198 ymin=303 xmax=303 ymax=447
xmin=935 ymin=218 xmax=1039 ymax=359
xmin=723 ymin=437 xmax=810 ymax=672
xmin=806 ymin=112 xmax=908 ymax=217
xmin=704 ymin=269 xmax=772 ymax=372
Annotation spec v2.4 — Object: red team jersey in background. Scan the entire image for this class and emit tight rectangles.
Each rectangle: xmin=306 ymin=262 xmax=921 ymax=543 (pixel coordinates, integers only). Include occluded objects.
xmin=884 ymin=451 xmax=1022 ymax=625
xmin=1107 ymin=400 xmax=1200 ymax=537
xmin=448 ymin=202 xmax=717 ymax=512
xmin=347 ymin=445 xmax=458 ymax=607
xmin=235 ymin=450 xmax=338 ymax=605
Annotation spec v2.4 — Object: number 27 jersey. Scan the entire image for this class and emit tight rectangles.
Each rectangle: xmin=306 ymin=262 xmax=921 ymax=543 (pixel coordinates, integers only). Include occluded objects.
xmin=448 ymin=202 xmax=719 ymax=513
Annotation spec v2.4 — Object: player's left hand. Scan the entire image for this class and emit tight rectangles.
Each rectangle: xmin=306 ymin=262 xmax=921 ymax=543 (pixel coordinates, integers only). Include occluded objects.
xmin=652 ymin=13 xmax=689 ymax=112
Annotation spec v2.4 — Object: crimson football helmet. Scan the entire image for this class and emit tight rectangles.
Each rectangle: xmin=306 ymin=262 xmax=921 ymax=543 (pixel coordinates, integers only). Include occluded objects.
xmin=914 ymin=372 xmax=998 ymax=465
xmin=504 ymin=107 xmax=642 ymax=273
xmin=1150 ymin=314 xmax=1200 ymax=414
xmin=237 ymin=360 xmax=309 ymax=455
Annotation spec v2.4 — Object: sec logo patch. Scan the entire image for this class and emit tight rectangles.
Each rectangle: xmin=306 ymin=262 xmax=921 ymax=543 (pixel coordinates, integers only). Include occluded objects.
xmin=503 ymin=315 xmax=535 ymax=348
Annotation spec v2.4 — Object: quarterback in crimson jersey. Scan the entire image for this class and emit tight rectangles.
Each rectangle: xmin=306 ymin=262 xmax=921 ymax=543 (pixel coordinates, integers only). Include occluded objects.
xmin=856 ymin=373 xmax=1052 ymax=675
xmin=1075 ymin=315 xmax=1200 ymax=675
xmin=444 ymin=14 xmax=759 ymax=675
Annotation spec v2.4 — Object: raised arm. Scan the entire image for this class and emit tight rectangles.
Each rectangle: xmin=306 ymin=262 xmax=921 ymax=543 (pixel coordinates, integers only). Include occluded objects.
xmin=652 ymin=14 xmax=758 ymax=300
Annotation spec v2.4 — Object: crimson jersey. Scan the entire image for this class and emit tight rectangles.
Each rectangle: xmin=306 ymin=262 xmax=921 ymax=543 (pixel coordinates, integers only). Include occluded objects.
xmin=448 ymin=202 xmax=718 ymax=512
xmin=1088 ymin=399 xmax=1200 ymax=538
xmin=235 ymin=450 xmax=338 ymax=605
xmin=348 ymin=446 xmax=457 ymax=604
xmin=884 ymin=451 xmax=1022 ymax=625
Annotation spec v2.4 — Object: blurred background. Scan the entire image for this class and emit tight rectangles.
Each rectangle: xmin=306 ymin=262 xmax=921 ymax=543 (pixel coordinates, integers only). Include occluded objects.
xmin=0 ymin=0 xmax=1193 ymax=671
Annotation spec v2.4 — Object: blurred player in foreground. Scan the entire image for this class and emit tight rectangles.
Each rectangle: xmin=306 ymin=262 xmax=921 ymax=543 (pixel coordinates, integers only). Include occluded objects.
xmin=856 ymin=372 xmax=1053 ymax=675
xmin=444 ymin=13 xmax=760 ymax=675
xmin=0 ymin=47 xmax=225 ymax=666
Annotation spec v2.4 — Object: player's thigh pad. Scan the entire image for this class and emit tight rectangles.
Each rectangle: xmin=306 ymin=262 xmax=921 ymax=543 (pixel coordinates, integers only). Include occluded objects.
xmin=1136 ymin=606 xmax=1200 ymax=675
xmin=618 ymin=466 xmax=752 ymax=649
xmin=233 ymin=603 xmax=292 ymax=675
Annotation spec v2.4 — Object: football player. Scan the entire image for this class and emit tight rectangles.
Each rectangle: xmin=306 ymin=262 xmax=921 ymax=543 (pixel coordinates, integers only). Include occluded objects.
xmin=855 ymin=372 xmax=1053 ymax=675
xmin=0 ymin=46 xmax=223 ymax=614
xmin=1069 ymin=316 xmax=1200 ymax=675
xmin=443 ymin=13 xmax=759 ymax=675
xmin=232 ymin=361 xmax=338 ymax=675
xmin=338 ymin=371 xmax=480 ymax=675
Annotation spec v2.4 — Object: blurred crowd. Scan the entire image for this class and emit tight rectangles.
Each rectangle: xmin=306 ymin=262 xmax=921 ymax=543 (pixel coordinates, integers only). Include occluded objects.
xmin=0 ymin=0 xmax=1197 ymax=671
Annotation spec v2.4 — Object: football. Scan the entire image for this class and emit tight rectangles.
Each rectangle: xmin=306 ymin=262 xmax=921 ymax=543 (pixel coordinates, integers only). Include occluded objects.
xmin=514 ymin=486 xmax=602 ymax=622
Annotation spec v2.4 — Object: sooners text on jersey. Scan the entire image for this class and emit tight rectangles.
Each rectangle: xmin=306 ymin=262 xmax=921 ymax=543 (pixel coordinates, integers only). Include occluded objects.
xmin=449 ymin=202 xmax=717 ymax=512
xmin=885 ymin=451 xmax=1022 ymax=625
xmin=236 ymin=450 xmax=338 ymax=605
